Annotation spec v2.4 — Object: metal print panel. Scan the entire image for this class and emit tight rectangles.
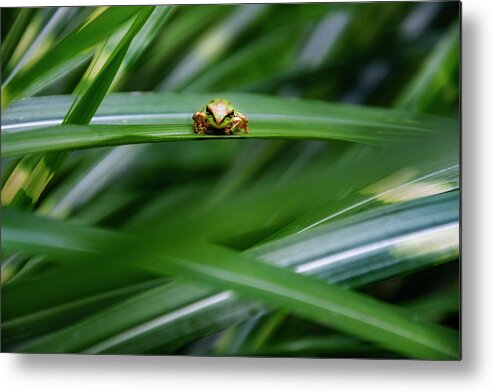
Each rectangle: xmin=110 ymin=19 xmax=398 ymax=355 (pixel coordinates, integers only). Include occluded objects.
xmin=1 ymin=1 xmax=460 ymax=359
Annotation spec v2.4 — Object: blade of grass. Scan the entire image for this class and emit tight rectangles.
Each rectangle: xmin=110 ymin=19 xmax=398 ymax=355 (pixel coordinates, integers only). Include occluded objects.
xmin=403 ymin=285 xmax=460 ymax=323
xmin=183 ymin=17 xmax=307 ymax=92
xmin=126 ymin=5 xmax=233 ymax=90
xmin=1 ymin=6 xmax=141 ymax=106
xmin=38 ymin=146 xmax=145 ymax=218
xmin=8 ymin=281 xmax=216 ymax=353
xmin=1 ymin=7 xmax=155 ymax=209
xmin=233 ymin=281 xmax=459 ymax=357
xmin=64 ymin=7 xmax=155 ymax=125
xmin=395 ymin=23 xmax=460 ymax=113
xmin=248 ymin=191 xmax=459 ymax=285
xmin=1 ymin=8 xmax=36 ymax=72
xmin=32 ymin=7 xmax=174 ymax=219
xmin=262 ymin=156 xmax=458 ymax=244
xmin=235 ymin=335 xmax=390 ymax=358
xmin=2 ymin=192 xmax=459 ymax=358
xmin=1 ymin=92 xmax=455 ymax=134
xmin=114 ymin=6 xmax=175 ymax=87
xmin=2 ymin=278 xmax=166 ymax=348
xmin=90 ymin=239 xmax=460 ymax=359
xmin=220 ymin=138 xmax=458 ymax=351
xmin=158 ymin=4 xmax=268 ymax=91
xmin=4 ymin=8 xmax=74 ymax=86
xmin=71 ymin=22 xmax=129 ymax=97
xmin=1 ymin=92 xmax=457 ymax=158
xmin=134 ymin=242 xmax=460 ymax=358
xmin=8 ymin=237 xmax=459 ymax=359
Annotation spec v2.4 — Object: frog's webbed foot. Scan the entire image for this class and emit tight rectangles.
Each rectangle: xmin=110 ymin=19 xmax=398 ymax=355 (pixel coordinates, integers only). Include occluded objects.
xmin=193 ymin=112 xmax=208 ymax=134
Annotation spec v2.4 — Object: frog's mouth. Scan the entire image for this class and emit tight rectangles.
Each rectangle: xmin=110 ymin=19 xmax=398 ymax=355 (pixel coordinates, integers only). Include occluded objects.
xmin=207 ymin=117 xmax=228 ymax=129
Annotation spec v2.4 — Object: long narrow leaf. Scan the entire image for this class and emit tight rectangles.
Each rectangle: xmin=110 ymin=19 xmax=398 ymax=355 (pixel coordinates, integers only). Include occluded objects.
xmin=395 ymin=23 xmax=459 ymax=112
xmin=2 ymin=6 xmax=141 ymax=105
xmin=1 ymin=8 xmax=155 ymax=210
xmin=2 ymin=192 xmax=459 ymax=358
xmin=1 ymin=92 xmax=457 ymax=158
xmin=1 ymin=8 xmax=36 ymax=72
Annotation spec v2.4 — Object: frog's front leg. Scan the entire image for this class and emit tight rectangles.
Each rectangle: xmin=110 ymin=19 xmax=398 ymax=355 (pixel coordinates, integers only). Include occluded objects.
xmin=238 ymin=113 xmax=249 ymax=134
xmin=230 ymin=114 xmax=249 ymax=134
xmin=193 ymin=112 xmax=208 ymax=134
xmin=225 ymin=117 xmax=241 ymax=135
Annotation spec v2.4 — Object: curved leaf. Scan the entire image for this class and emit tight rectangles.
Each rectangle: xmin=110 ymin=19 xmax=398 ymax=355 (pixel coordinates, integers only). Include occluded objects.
xmin=2 ymin=192 xmax=459 ymax=358
xmin=1 ymin=92 xmax=457 ymax=157
xmin=2 ymin=7 xmax=142 ymax=105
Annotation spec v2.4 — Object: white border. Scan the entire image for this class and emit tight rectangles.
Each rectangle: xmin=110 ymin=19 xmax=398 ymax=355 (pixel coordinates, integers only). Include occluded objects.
xmin=2 ymin=0 xmax=493 ymax=391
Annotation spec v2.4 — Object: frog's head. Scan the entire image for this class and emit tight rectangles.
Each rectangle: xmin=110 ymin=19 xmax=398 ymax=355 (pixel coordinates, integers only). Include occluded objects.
xmin=203 ymin=98 xmax=236 ymax=129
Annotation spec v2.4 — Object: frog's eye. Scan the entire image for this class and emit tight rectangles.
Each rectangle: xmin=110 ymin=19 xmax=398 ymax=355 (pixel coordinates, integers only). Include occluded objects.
xmin=226 ymin=112 xmax=234 ymax=118
xmin=205 ymin=107 xmax=213 ymax=116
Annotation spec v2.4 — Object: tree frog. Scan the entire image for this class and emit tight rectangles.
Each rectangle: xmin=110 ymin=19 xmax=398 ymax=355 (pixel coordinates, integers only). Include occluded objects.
xmin=193 ymin=98 xmax=249 ymax=135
